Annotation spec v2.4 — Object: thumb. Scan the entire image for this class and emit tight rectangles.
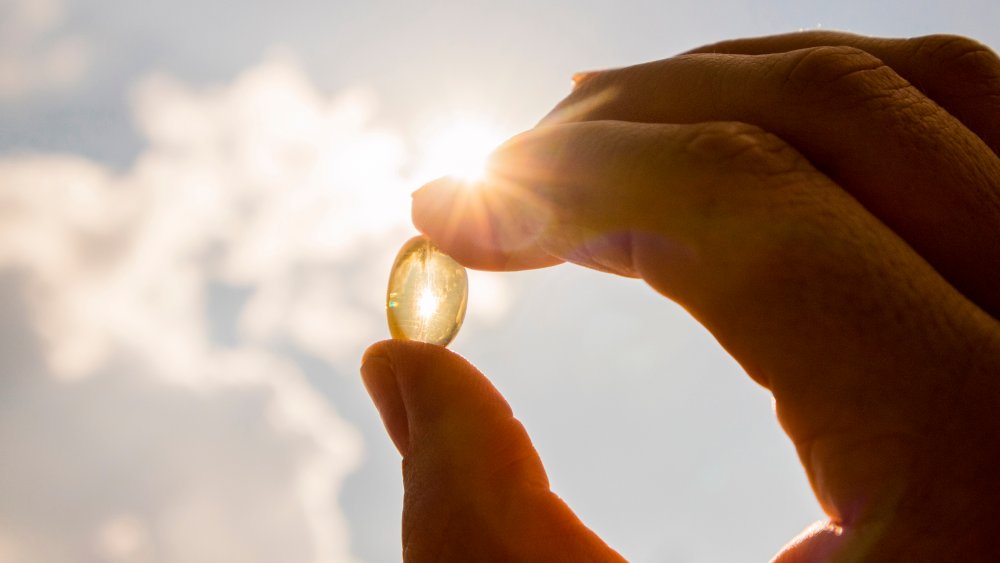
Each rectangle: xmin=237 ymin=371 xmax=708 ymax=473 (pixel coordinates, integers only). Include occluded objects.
xmin=361 ymin=340 xmax=624 ymax=563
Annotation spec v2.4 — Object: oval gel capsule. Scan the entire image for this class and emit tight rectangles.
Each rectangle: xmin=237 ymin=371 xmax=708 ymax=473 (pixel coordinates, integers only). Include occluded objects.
xmin=386 ymin=236 xmax=468 ymax=346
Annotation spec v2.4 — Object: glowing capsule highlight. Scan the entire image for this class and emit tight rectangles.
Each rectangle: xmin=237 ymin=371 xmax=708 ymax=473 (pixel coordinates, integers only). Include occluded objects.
xmin=386 ymin=236 xmax=468 ymax=346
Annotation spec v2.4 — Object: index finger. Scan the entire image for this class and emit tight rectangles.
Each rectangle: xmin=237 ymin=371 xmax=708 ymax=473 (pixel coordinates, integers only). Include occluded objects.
xmin=537 ymin=40 xmax=1000 ymax=319
xmin=412 ymin=170 xmax=563 ymax=271
xmin=412 ymin=118 xmax=1000 ymax=534
xmin=683 ymin=32 xmax=1000 ymax=153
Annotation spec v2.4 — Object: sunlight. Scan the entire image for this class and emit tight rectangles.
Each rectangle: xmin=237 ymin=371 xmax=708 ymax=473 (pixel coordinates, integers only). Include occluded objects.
xmin=417 ymin=289 xmax=439 ymax=319
xmin=414 ymin=116 xmax=509 ymax=184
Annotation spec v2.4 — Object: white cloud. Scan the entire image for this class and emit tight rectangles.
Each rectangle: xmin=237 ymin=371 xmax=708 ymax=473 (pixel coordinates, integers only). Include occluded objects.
xmin=0 ymin=53 xmax=513 ymax=561
xmin=0 ymin=0 xmax=93 ymax=100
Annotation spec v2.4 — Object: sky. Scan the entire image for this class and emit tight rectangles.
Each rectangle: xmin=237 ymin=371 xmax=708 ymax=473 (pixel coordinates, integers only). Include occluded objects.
xmin=1 ymin=0 xmax=998 ymax=562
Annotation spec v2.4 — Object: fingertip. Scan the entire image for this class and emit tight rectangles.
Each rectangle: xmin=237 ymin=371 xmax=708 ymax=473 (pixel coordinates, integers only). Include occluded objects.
xmin=363 ymin=339 xmax=505 ymax=424
xmin=362 ymin=339 xmax=475 ymax=455
xmin=411 ymin=175 xmax=562 ymax=271
xmin=361 ymin=342 xmax=409 ymax=455
xmin=360 ymin=339 xmax=395 ymax=364
xmin=411 ymin=176 xmax=467 ymax=237
xmin=363 ymin=338 xmax=459 ymax=369
xmin=363 ymin=339 xmax=465 ymax=386
xmin=571 ymin=70 xmax=603 ymax=87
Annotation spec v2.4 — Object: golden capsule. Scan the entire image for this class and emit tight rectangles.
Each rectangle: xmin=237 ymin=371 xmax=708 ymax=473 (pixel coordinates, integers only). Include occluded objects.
xmin=386 ymin=235 xmax=468 ymax=347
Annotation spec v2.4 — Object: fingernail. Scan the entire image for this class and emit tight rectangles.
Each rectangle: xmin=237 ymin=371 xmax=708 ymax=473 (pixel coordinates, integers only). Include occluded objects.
xmin=411 ymin=177 xmax=463 ymax=231
xmin=411 ymin=176 xmax=459 ymax=199
xmin=571 ymin=70 xmax=604 ymax=88
xmin=361 ymin=355 xmax=410 ymax=455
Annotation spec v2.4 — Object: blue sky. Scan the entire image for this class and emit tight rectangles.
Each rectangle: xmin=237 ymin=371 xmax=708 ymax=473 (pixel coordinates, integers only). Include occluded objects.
xmin=1 ymin=1 xmax=997 ymax=561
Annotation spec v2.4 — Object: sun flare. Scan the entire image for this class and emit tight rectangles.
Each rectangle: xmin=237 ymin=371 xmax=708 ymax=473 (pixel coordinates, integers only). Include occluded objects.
xmin=415 ymin=117 xmax=509 ymax=184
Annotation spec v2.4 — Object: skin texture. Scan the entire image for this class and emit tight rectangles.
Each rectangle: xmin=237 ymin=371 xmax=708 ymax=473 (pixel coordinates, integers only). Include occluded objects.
xmin=361 ymin=32 xmax=1000 ymax=561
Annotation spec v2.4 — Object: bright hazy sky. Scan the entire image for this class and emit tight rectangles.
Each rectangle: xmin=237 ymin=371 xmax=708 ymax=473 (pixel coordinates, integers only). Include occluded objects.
xmin=1 ymin=0 xmax=997 ymax=561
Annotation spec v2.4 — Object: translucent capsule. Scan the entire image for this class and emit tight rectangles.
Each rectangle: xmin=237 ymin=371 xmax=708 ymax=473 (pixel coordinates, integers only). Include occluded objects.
xmin=386 ymin=236 xmax=468 ymax=347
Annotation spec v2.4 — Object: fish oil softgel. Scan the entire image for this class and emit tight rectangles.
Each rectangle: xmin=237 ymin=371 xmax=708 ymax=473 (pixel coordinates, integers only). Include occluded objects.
xmin=386 ymin=236 xmax=468 ymax=346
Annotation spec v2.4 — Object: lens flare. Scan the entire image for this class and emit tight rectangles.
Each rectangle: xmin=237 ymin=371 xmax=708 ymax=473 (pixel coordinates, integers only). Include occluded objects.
xmin=415 ymin=117 xmax=508 ymax=183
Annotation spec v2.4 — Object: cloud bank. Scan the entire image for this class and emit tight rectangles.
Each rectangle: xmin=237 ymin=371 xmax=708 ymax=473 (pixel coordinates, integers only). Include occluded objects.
xmin=0 ymin=53 xmax=503 ymax=562
xmin=0 ymin=0 xmax=92 ymax=100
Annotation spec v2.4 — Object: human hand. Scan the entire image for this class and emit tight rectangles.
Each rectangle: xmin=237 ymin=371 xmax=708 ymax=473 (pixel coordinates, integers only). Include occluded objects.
xmin=364 ymin=32 xmax=1000 ymax=561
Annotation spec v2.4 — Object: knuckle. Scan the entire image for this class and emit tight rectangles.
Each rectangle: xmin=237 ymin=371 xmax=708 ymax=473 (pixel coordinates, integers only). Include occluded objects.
xmin=780 ymin=45 xmax=910 ymax=109
xmin=907 ymin=34 xmax=1000 ymax=96
xmin=783 ymin=45 xmax=883 ymax=87
xmin=678 ymin=124 xmax=855 ymax=288
xmin=562 ymin=63 xmax=652 ymax=121
xmin=682 ymin=122 xmax=809 ymax=179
